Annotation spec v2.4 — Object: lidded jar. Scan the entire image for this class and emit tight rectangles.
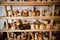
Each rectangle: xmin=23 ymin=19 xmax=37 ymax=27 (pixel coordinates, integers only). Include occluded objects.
xmin=31 ymin=6 xmax=37 ymax=17
xmin=21 ymin=10 xmax=28 ymax=17
xmin=34 ymin=20 xmax=40 ymax=30
xmin=31 ymin=10 xmax=36 ymax=17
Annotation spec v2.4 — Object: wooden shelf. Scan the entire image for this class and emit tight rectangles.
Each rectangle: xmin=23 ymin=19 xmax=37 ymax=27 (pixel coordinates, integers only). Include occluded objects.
xmin=0 ymin=0 xmax=60 ymax=40
xmin=0 ymin=16 xmax=60 ymax=19
xmin=0 ymin=29 xmax=60 ymax=32
xmin=0 ymin=16 xmax=6 ymax=19
xmin=1 ymin=1 xmax=60 ymax=6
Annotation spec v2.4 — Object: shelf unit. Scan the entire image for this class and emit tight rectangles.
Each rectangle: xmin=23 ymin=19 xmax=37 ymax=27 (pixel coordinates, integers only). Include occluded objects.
xmin=0 ymin=0 xmax=60 ymax=40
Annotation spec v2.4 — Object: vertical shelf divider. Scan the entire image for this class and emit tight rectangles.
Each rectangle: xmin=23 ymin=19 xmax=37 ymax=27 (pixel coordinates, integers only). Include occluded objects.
xmin=5 ymin=5 xmax=10 ymax=40
xmin=8 ymin=5 xmax=13 ymax=40
xmin=49 ymin=5 xmax=55 ymax=40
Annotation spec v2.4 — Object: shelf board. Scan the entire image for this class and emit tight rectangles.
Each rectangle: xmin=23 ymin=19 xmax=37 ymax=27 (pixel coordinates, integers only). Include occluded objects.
xmin=1 ymin=16 xmax=53 ymax=19
xmin=0 ymin=29 xmax=60 ymax=32
xmin=0 ymin=16 xmax=6 ymax=19
xmin=0 ymin=16 xmax=60 ymax=19
xmin=1 ymin=1 xmax=60 ymax=6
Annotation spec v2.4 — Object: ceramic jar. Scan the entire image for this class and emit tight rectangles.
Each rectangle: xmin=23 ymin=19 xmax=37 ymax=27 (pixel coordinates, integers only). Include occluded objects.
xmin=51 ymin=36 xmax=56 ymax=40
xmin=43 ymin=37 xmax=49 ymax=40
xmin=29 ymin=10 xmax=32 ymax=17
xmin=38 ymin=32 xmax=43 ymax=40
xmin=21 ymin=33 xmax=27 ymax=40
xmin=31 ymin=23 xmax=34 ymax=30
xmin=21 ymin=10 xmax=28 ymax=17
xmin=31 ymin=11 xmax=36 ymax=17
xmin=45 ymin=12 xmax=52 ymax=16
xmin=40 ymin=23 xmax=45 ymax=30
xmin=43 ymin=20 xmax=51 ymax=30
xmin=54 ymin=11 xmax=60 ymax=16
xmin=36 ymin=10 xmax=40 ymax=16
xmin=17 ymin=35 xmax=20 ymax=40
xmin=34 ymin=20 xmax=40 ymax=29
xmin=11 ymin=22 xmax=16 ymax=30
xmin=53 ymin=23 xmax=60 ymax=30
xmin=8 ymin=10 xmax=12 ymax=17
